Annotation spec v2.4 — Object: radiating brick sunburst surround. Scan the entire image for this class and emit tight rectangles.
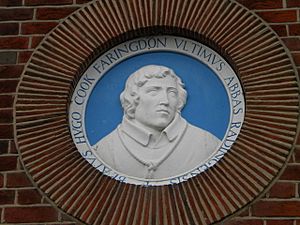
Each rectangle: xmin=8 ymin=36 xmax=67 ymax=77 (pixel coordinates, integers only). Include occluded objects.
xmin=14 ymin=0 xmax=299 ymax=224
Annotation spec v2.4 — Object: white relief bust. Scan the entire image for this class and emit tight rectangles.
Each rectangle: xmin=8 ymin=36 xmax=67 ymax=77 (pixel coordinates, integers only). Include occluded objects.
xmin=93 ymin=65 xmax=221 ymax=179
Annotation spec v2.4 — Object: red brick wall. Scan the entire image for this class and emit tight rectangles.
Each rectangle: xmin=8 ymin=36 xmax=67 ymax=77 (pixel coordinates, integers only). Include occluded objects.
xmin=225 ymin=1 xmax=300 ymax=224
xmin=0 ymin=0 xmax=299 ymax=224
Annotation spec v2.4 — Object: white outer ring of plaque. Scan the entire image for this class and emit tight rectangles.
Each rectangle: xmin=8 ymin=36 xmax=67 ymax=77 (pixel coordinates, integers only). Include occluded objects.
xmin=69 ymin=36 xmax=245 ymax=186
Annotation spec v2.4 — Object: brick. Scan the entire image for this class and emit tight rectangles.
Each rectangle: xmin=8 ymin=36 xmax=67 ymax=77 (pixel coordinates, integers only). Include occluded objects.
xmin=18 ymin=51 xmax=33 ymax=64
xmin=0 ymin=65 xmax=24 ymax=78
xmin=0 ymin=37 xmax=29 ymax=49
xmin=266 ymin=220 xmax=294 ymax=225
xmin=0 ymin=95 xmax=14 ymax=108
xmin=1 ymin=64 xmax=23 ymax=78
xmin=21 ymin=22 xmax=58 ymax=35
xmin=256 ymin=10 xmax=297 ymax=23
xmin=76 ymin=0 xmax=93 ymax=3
xmin=0 ymin=156 xmax=17 ymax=171
xmin=9 ymin=141 xmax=17 ymax=154
xmin=50 ymin=223 xmax=77 ymax=225
xmin=0 ymin=9 xmax=33 ymax=21
xmin=36 ymin=7 xmax=78 ymax=20
xmin=0 ymin=0 xmax=22 ymax=6
xmin=0 ymin=23 xmax=19 ymax=35
xmin=0 ymin=173 xmax=4 ymax=187
xmin=292 ymin=53 xmax=300 ymax=66
xmin=0 ymin=52 xmax=17 ymax=65
xmin=237 ymin=207 xmax=249 ymax=217
xmin=269 ymin=182 xmax=295 ymax=198
xmin=31 ymin=36 xmax=44 ymax=48
xmin=0 ymin=124 xmax=13 ymax=139
xmin=0 ymin=190 xmax=15 ymax=204
xmin=290 ymin=24 xmax=300 ymax=36
xmin=236 ymin=0 xmax=282 ymax=9
xmin=253 ymin=201 xmax=300 ymax=216
xmin=4 ymin=206 xmax=58 ymax=223
xmin=287 ymin=0 xmax=300 ymax=7
xmin=0 ymin=109 xmax=13 ymax=123
xmin=7 ymin=172 xmax=32 ymax=187
xmin=283 ymin=38 xmax=300 ymax=51
xmin=0 ymin=80 xmax=19 ymax=93
xmin=270 ymin=25 xmax=287 ymax=37
xmin=25 ymin=0 xmax=72 ymax=6
xmin=76 ymin=0 xmax=92 ymax=3
xmin=61 ymin=213 xmax=76 ymax=222
xmin=224 ymin=219 xmax=263 ymax=225
xmin=18 ymin=189 xmax=42 ymax=204
xmin=295 ymin=146 xmax=300 ymax=162
xmin=280 ymin=164 xmax=300 ymax=180
xmin=0 ymin=140 xmax=9 ymax=154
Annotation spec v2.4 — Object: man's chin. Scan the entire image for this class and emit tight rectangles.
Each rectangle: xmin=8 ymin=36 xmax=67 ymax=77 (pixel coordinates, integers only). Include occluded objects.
xmin=152 ymin=119 xmax=173 ymax=130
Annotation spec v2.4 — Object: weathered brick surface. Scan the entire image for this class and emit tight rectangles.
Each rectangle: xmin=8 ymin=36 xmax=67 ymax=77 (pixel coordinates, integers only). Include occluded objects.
xmin=6 ymin=172 xmax=33 ymax=188
xmin=269 ymin=182 xmax=295 ymax=198
xmin=292 ymin=53 xmax=300 ymax=66
xmin=266 ymin=220 xmax=294 ymax=225
xmin=0 ymin=140 xmax=9 ymax=154
xmin=283 ymin=38 xmax=300 ymax=51
xmin=4 ymin=206 xmax=59 ymax=223
xmin=0 ymin=0 xmax=299 ymax=224
xmin=18 ymin=51 xmax=33 ymax=64
xmin=287 ymin=0 xmax=300 ymax=8
xmin=25 ymin=0 xmax=73 ymax=6
xmin=0 ymin=156 xmax=17 ymax=171
xmin=256 ymin=10 xmax=297 ymax=23
xmin=235 ymin=0 xmax=282 ymax=9
xmin=10 ymin=140 xmax=18 ymax=154
xmin=21 ymin=22 xmax=59 ymax=35
xmin=17 ymin=189 xmax=42 ymax=205
xmin=0 ymin=23 xmax=19 ymax=35
xmin=76 ymin=0 xmax=92 ymax=3
xmin=31 ymin=36 xmax=44 ymax=48
xmin=270 ymin=25 xmax=288 ymax=36
xmin=0 ymin=95 xmax=14 ymax=108
xmin=0 ymin=109 xmax=13 ymax=123
xmin=0 ymin=37 xmax=29 ymax=49
xmin=0 ymin=174 xmax=3 ymax=187
xmin=224 ymin=219 xmax=263 ymax=225
xmin=36 ymin=7 xmax=78 ymax=20
xmin=289 ymin=24 xmax=300 ymax=36
xmin=0 ymin=0 xmax=22 ymax=6
xmin=280 ymin=164 xmax=300 ymax=180
xmin=295 ymin=147 xmax=300 ymax=163
xmin=253 ymin=201 xmax=300 ymax=216
xmin=0 ymin=80 xmax=19 ymax=93
xmin=0 ymin=52 xmax=17 ymax=64
xmin=0 ymin=8 xmax=33 ymax=21
xmin=0 ymin=190 xmax=15 ymax=204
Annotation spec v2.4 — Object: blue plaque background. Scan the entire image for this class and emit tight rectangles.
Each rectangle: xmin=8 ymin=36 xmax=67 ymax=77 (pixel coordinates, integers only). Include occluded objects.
xmin=85 ymin=52 xmax=230 ymax=145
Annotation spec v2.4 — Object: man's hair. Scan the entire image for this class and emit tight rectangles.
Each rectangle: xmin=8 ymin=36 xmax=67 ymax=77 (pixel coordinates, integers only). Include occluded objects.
xmin=120 ymin=65 xmax=187 ymax=119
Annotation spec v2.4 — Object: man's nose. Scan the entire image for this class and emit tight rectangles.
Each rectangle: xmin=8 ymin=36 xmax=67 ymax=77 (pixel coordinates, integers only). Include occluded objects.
xmin=159 ymin=91 xmax=169 ymax=105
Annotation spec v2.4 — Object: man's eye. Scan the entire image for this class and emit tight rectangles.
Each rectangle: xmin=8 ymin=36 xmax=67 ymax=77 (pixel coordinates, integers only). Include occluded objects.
xmin=147 ymin=89 xmax=158 ymax=95
xmin=168 ymin=90 xmax=178 ymax=97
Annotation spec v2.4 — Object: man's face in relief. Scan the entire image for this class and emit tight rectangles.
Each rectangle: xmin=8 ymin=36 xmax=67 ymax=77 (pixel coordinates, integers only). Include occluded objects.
xmin=134 ymin=76 xmax=179 ymax=131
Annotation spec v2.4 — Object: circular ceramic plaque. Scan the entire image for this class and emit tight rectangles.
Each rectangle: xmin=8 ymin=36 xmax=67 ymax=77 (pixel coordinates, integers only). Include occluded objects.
xmin=69 ymin=36 xmax=245 ymax=186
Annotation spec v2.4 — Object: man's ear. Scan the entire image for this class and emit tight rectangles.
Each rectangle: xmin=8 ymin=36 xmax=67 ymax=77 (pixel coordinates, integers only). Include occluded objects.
xmin=177 ymin=100 xmax=183 ymax=113
xmin=133 ymin=95 xmax=140 ymax=105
